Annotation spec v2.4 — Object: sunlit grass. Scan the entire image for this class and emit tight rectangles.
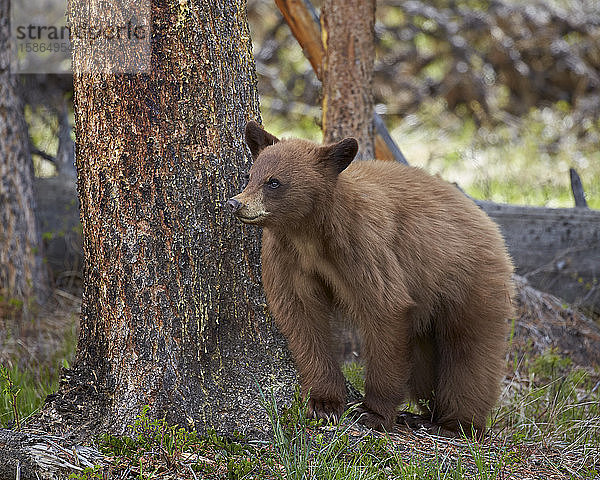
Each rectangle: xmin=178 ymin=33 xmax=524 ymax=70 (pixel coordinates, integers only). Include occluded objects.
xmin=391 ymin=99 xmax=600 ymax=209
xmin=0 ymin=364 xmax=58 ymax=428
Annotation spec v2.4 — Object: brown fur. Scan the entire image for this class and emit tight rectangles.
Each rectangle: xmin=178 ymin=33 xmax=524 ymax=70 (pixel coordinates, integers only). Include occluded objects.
xmin=229 ymin=121 xmax=514 ymax=436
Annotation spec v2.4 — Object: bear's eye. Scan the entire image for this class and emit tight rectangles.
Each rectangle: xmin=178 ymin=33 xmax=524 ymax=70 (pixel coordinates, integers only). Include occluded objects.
xmin=243 ymin=173 xmax=250 ymax=187
xmin=266 ymin=178 xmax=281 ymax=189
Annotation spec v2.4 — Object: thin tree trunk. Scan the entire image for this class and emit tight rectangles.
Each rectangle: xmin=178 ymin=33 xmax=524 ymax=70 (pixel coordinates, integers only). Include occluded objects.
xmin=55 ymin=98 xmax=76 ymax=180
xmin=321 ymin=0 xmax=376 ymax=159
xmin=0 ymin=0 xmax=48 ymax=312
xmin=320 ymin=0 xmax=376 ymax=360
xmin=40 ymin=0 xmax=295 ymax=439
xmin=275 ymin=0 xmax=406 ymax=163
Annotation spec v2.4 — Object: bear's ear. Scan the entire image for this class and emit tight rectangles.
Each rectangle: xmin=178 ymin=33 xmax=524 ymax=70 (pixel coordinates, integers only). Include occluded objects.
xmin=319 ymin=137 xmax=358 ymax=174
xmin=245 ymin=121 xmax=280 ymax=159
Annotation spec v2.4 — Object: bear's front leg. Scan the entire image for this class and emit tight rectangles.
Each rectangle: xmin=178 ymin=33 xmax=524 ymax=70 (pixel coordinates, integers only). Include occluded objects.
xmin=283 ymin=299 xmax=346 ymax=422
xmin=281 ymin=305 xmax=346 ymax=421
xmin=261 ymin=230 xmax=348 ymax=422
xmin=264 ymin=273 xmax=346 ymax=422
xmin=358 ymin=317 xmax=411 ymax=431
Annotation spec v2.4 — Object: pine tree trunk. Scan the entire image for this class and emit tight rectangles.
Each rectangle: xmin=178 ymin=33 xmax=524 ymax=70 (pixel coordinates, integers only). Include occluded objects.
xmin=321 ymin=0 xmax=376 ymax=159
xmin=41 ymin=0 xmax=296 ymax=439
xmin=0 ymin=0 xmax=48 ymax=311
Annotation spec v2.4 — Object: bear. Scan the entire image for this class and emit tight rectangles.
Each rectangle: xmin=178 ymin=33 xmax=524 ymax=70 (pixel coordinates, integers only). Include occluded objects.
xmin=228 ymin=121 xmax=514 ymax=437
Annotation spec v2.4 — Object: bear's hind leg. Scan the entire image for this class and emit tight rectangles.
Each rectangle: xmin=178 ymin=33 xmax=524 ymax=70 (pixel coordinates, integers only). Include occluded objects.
xmin=396 ymin=333 xmax=449 ymax=435
xmin=406 ymin=333 xmax=436 ymax=417
xmin=432 ymin=309 xmax=507 ymax=438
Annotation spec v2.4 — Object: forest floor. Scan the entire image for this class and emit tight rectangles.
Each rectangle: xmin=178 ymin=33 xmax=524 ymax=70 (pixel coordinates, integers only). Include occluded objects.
xmin=1 ymin=275 xmax=599 ymax=479
xmin=0 ymin=288 xmax=79 ymax=428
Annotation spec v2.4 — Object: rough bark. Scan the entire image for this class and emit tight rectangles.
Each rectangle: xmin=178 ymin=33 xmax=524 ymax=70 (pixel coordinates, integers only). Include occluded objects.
xmin=321 ymin=0 xmax=376 ymax=159
xmin=0 ymin=0 xmax=48 ymax=310
xmin=38 ymin=0 xmax=295 ymax=440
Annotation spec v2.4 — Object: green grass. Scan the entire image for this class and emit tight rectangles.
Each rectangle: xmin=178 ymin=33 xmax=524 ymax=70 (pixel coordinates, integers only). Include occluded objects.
xmin=342 ymin=361 xmax=366 ymax=395
xmin=2 ymin=342 xmax=597 ymax=478
xmin=0 ymin=364 xmax=59 ymax=428
xmin=2 ymin=304 xmax=598 ymax=478
xmin=0 ymin=311 xmax=78 ymax=428
xmin=494 ymin=351 xmax=600 ymax=452
xmin=66 ymin=393 xmax=516 ymax=480
xmin=53 ymin=348 xmax=600 ymax=479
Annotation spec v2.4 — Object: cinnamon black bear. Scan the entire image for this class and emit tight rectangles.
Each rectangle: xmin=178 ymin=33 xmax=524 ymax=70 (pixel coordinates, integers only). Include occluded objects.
xmin=228 ymin=121 xmax=514 ymax=436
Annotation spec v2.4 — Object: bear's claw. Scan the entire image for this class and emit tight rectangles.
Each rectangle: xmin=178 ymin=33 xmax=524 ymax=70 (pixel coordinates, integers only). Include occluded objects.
xmin=307 ymin=397 xmax=344 ymax=424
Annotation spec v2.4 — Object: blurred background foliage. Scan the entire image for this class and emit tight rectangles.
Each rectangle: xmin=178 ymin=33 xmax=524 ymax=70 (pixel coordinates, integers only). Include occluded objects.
xmin=26 ymin=0 xmax=599 ymax=208
xmin=246 ymin=0 xmax=599 ymax=208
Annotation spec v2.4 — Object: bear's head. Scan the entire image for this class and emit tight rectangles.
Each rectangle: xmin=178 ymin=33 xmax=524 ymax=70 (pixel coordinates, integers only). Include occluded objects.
xmin=227 ymin=121 xmax=358 ymax=229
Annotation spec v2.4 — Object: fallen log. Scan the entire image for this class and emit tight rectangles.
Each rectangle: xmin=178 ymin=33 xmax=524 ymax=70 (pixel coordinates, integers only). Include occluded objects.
xmin=0 ymin=429 xmax=104 ymax=480
xmin=479 ymin=201 xmax=600 ymax=314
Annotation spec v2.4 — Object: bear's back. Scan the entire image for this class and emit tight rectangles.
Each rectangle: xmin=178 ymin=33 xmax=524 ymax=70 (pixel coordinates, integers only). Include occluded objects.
xmin=338 ymin=160 xmax=501 ymax=249
xmin=332 ymin=160 xmax=513 ymax=314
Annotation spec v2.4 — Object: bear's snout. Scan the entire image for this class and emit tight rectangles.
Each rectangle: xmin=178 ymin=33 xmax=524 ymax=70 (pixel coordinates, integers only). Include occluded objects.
xmin=227 ymin=197 xmax=243 ymax=214
xmin=227 ymin=192 xmax=269 ymax=225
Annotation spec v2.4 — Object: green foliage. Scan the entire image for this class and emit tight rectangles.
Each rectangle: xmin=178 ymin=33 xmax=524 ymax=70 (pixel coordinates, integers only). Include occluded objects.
xmin=8 ymin=298 xmax=24 ymax=309
xmin=25 ymin=104 xmax=59 ymax=178
xmin=259 ymin=385 xmax=313 ymax=479
xmin=68 ymin=465 xmax=103 ymax=480
xmin=99 ymin=406 xmax=204 ymax=459
xmin=96 ymin=406 xmax=272 ymax=479
xmin=396 ymin=99 xmax=600 ymax=209
xmin=0 ymin=363 xmax=58 ymax=428
xmin=530 ymin=349 xmax=572 ymax=380
xmin=465 ymin=440 xmax=503 ymax=480
xmin=342 ymin=361 xmax=365 ymax=394
xmin=9 ymin=364 xmax=596 ymax=477
xmin=257 ymin=384 xmax=519 ymax=479
xmin=0 ymin=366 xmax=21 ymax=429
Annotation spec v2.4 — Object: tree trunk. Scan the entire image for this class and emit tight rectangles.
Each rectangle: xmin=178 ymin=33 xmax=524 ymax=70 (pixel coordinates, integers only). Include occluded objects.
xmin=0 ymin=0 xmax=48 ymax=312
xmin=321 ymin=0 xmax=376 ymax=159
xmin=55 ymin=98 xmax=76 ymax=180
xmin=40 ymin=0 xmax=295 ymax=440
xmin=275 ymin=0 xmax=406 ymax=163
xmin=319 ymin=0 xmax=376 ymax=360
